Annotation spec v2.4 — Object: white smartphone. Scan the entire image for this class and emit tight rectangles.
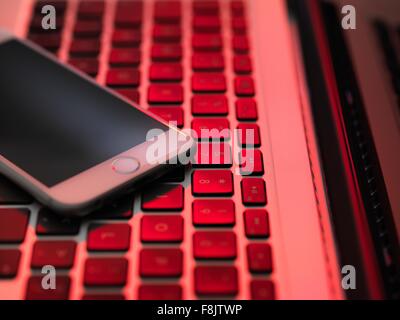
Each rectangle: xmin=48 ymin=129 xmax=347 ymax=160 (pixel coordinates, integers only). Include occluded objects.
xmin=0 ymin=31 xmax=194 ymax=215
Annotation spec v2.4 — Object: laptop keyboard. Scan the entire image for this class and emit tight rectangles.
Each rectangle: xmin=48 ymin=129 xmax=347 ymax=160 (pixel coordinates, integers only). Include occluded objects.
xmin=0 ymin=0 xmax=275 ymax=300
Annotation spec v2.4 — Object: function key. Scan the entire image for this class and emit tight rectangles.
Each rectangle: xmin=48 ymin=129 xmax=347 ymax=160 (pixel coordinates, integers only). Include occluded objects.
xmin=195 ymin=266 xmax=238 ymax=296
xmin=36 ymin=208 xmax=80 ymax=235
xmin=191 ymin=95 xmax=228 ymax=116
xmin=0 ymin=208 xmax=29 ymax=243
xmin=250 ymin=280 xmax=275 ymax=300
xmin=141 ymin=184 xmax=184 ymax=211
xmin=87 ymin=223 xmax=131 ymax=251
xmin=235 ymin=98 xmax=257 ymax=120
xmin=247 ymin=243 xmax=273 ymax=273
xmin=192 ymin=53 xmax=224 ymax=71
xmin=192 ymin=169 xmax=233 ymax=196
xmin=138 ymin=284 xmax=182 ymax=300
xmin=148 ymin=84 xmax=184 ymax=104
xmin=26 ymin=276 xmax=70 ymax=300
xmin=112 ymin=29 xmax=142 ymax=47
xmin=141 ymin=215 xmax=184 ymax=243
xmin=0 ymin=175 xmax=32 ymax=205
xmin=84 ymin=257 xmax=128 ymax=286
xmin=244 ymin=209 xmax=270 ymax=238
xmin=0 ymin=249 xmax=21 ymax=278
xmin=241 ymin=178 xmax=267 ymax=206
xmin=193 ymin=231 xmax=237 ymax=259
xmin=139 ymin=248 xmax=183 ymax=277
xmin=31 ymin=241 xmax=76 ymax=269
xmin=192 ymin=199 xmax=235 ymax=226
xmin=192 ymin=73 xmax=226 ymax=93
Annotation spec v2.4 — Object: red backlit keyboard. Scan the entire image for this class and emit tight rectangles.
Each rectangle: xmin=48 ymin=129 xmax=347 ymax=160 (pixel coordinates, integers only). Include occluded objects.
xmin=0 ymin=0 xmax=275 ymax=300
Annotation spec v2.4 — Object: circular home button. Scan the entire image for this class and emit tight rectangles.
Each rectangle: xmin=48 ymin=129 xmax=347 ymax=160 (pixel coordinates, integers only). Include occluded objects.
xmin=112 ymin=157 xmax=140 ymax=175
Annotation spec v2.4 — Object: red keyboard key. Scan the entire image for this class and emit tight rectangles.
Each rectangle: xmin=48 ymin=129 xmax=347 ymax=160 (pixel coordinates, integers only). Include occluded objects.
xmin=148 ymin=107 xmax=184 ymax=127
xmin=31 ymin=241 xmax=76 ymax=268
xmin=140 ymin=248 xmax=183 ymax=277
xmin=193 ymin=16 xmax=221 ymax=32
xmin=0 ymin=208 xmax=29 ymax=243
xmin=193 ymin=231 xmax=237 ymax=259
xmin=233 ymin=35 xmax=249 ymax=53
xmin=251 ymin=280 xmax=275 ymax=300
xmin=194 ymin=143 xmax=232 ymax=167
xmin=69 ymin=58 xmax=99 ymax=76
xmin=78 ymin=0 xmax=104 ymax=18
xmin=192 ymin=118 xmax=230 ymax=140
xmin=141 ymin=184 xmax=184 ymax=211
xmin=74 ymin=20 xmax=102 ymax=37
xmin=192 ymin=73 xmax=226 ymax=93
xmin=26 ymin=276 xmax=70 ymax=300
xmin=193 ymin=1 xmax=219 ymax=15
xmin=84 ymin=257 xmax=128 ymax=286
xmin=192 ymin=199 xmax=235 ymax=226
xmin=112 ymin=29 xmax=141 ymax=47
xmin=192 ymin=170 xmax=233 ymax=196
xmin=0 ymin=249 xmax=21 ymax=278
xmin=154 ymin=0 xmax=181 ymax=23
xmin=36 ymin=208 xmax=80 ymax=235
xmin=153 ymin=25 xmax=181 ymax=42
xmin=247 ymin=243 xmax=273 ymax=273
xmin=244 ymin=209 xmax=270 ymax=238
xmin=151 ymin=44 xmax=182 ymax=61
xmin=234 ymin=55 xmax=252 ymax=74
xmin=192 ymin=53 xmax=224 ymax=71
xmin=192 ymin=34 xmax=222 ymax=51
xmin=109 ymin=48 xmax=141 ymax=66
xmin=192 ymin=95 xmax=228 ymax=115
xmin=87 ymin=223 xmax=131 ymax=251
xmin=141 ymin=215 xmax=183 ymax=243
xmin=29 ymin=33 xmax=61 ymax=50
xmin=115 ymin=88 xmax=140 ymax=103
xmin=195 ymin=266 xmax=238 ymax=296
xmin=232 ymin=16 xmax=247 ymax=34
xmin=70 ymin=39 xmax=100 ymax=56
xmin=237 ymin=123 xmax=261 ymax=146
xmin=235 ymin=76 xmax=255 ymax=96
xmin=150 ymin=63 xmax=183 ymax=81
xmin=115 ymin=2 xmax=143 ymax=27
xmin=241 ymin=178 xmax=267 ymax=205
xmin=139 ymin=284 xmax=182 ymax=300
xmin=106 ymin=68 xmax=140 ymax=87
xmin=236 ymin=98 xmax=257 ymax=120
xmin=82 ymin=294 xmax=125 ymax=300
xmin=148 ymin=84 xmax=183 ymax=104
xmin=240 ymin=149 xmax=264 ymax=175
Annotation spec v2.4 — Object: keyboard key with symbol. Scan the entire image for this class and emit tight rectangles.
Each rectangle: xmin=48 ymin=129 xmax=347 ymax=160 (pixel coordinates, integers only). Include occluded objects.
xmin=31 ymin=241 xmax=76 ymax=268
xmin=241 ymin=178 xmax=267 ymax=205
xmin=141 ymin=184 xmax=184 ymax=211
xmin=192 ymin=199 xmax=235 ymax=226
xmin=247 ymin=243 xmax=273 ymax=273
xmin=193 ymin=231 xmax=237 ymax=259
xmin=140 ymin=248 xmax=183 ymax=277
xmin=87 ymin=223 xmax=131 ymax=251
xmin=195 ymin=266 xmax=238 ymax=296
xmin=141 ymin=215 xmax=183 ymax=243
xmin=244 ymin=209 xmax=270 ymax=238
xmin=84 ymin=257 xmax=128 ymax=286
xmin=192 ymin=170 xmax=233 ymax=196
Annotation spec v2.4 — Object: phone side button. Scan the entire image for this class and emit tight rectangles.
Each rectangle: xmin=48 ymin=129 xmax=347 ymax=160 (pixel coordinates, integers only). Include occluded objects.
xmin=112 ymin=157 xmax=140 ymax=175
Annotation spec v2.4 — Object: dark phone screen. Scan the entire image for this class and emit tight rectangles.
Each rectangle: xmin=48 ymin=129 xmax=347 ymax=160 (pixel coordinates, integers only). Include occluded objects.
xmin=0 ymin=40 xmax=168 ymax=187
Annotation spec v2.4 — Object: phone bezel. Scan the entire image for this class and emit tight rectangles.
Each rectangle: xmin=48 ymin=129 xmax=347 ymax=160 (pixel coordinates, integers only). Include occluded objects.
xmin=0 ymin=31 xmax=194 ymax=213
